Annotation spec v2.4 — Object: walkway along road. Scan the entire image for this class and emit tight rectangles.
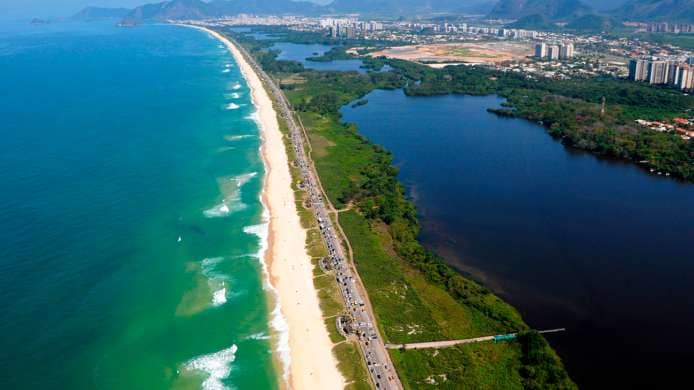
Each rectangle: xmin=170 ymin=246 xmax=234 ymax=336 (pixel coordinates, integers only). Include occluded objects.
xmin=213 ymin=27 xmax=404 ymax=390
xmin=386 ymin=329 xmax=567 ymax=350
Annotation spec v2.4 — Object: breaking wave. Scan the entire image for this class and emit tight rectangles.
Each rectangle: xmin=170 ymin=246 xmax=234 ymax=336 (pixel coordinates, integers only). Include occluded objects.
xmin=212 ymin=288 xmax=227 ymax=306
xmin=184 ymin=345 xmax=238 ymax=390
xmin=245 ymin=111 xmax=259 ymax=124
xmin=203 ymin=172 xmax=258 ymax=218
xmin=224 ymin=134 xmax=254 ymax=142
xmin=245 ymin=332 xmax=270 ymax=341
xmin=201 ymin=257 xmax=229 ymax=307
xmin=244 ymin=209 xmax=291 ymax=380
xmin=225 ymin=103 xmax=240 ymax=110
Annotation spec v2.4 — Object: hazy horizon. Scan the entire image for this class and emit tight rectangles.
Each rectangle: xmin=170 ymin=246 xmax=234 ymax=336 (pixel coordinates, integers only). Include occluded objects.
xmin=0 ymin=0 xmax=630 ymax=21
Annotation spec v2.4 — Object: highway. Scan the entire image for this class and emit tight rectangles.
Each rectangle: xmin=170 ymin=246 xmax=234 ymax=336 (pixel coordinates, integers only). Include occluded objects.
xmin=217 ymin=28 xmax=403 ymax=390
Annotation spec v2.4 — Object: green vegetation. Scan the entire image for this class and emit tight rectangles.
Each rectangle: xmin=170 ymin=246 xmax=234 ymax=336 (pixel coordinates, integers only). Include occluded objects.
xmin=632 ymin=33 xmax=694 ymax=51
xmin=307 ymin=46 xmax=355 ymax=62
xmin=272 ymin=90 xmax=371 ymax=389
xmin=225 ymin=28 xmax=577 ymax=389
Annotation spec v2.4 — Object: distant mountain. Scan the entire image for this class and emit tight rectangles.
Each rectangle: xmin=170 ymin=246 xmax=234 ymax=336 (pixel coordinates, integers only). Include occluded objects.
xmin=72 ymin=6 xmax=132 ymax=21
xmin=326 ymin=0 xmax=496 ymax=15
xmin=565 ymin=14 xmax=617 ymax=31
xmin=124 ymin=0 xmax=321 ymax=21
xmin=582 ymin=0 xmax=628 ymax=11
xmin=210 ymin=0 xmax=322 ymax=15
xmin=611 ymin=0 xmax=694 ymax=23
xmin=127 ymin=0 xmax=215 ymax=21
xmin=506 ymin=14 xmax=555 ymax=29
xmin=488 ymin=0 xmax=592 ymax=20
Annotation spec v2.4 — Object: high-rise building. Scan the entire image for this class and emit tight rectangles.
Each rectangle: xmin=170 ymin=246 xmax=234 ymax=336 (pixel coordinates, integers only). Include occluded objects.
xmin=677 ymin=66 xmax=694 ymax=91
xmin=560 ymin=43 xmax=574 ymax=60
xmin=534 ymin=43 xmax=547 ymax=59
xmin=667 ymin=62 xmax=682 ymax=85
xmin=648 ymin=61 xmax=669 ymax=85
xmin=628 ymin=59 xmax=649 ymax=81
xmin=688 ymin=56 xmax=694 ymax=65
xmin=548 ymin=45 xmax=561 ymax=61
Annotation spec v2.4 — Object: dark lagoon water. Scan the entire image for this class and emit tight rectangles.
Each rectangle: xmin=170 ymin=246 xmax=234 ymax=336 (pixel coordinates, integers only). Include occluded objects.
xmin=271 ymin=42 xmax=366 ymax=73
xmin=341 ymin=90 xmax=694 ymax=388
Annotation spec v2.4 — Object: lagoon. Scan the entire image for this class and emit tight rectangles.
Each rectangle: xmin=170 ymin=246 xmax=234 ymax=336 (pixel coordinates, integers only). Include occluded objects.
xmin=271 ymin=42 xmax=366 ymax=73
xmin=341 ymin=90 xmax=694 ymax=388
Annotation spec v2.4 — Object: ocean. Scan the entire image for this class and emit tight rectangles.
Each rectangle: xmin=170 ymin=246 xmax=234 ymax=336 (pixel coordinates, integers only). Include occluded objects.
xmin=0 ymin=21 xmax=280 ymax=389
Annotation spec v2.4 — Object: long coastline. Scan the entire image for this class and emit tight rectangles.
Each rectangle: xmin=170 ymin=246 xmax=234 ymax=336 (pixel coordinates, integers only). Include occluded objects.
xmin=186 ymin=25 xmax=345 ymax=389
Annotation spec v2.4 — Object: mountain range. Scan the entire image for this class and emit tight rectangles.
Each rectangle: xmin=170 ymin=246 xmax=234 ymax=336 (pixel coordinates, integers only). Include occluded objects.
xmin=612 ymin=0 xmax=694 ymax=23
xmin=71 ymin=0 xmax=694 ymax=23
xmin=487 ymin=0 xmax=591 ymax=20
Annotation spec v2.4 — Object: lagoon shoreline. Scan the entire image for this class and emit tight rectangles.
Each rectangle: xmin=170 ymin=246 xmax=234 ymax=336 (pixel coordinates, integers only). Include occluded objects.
xmin=186 ymin=25 xmax=344 ymax=389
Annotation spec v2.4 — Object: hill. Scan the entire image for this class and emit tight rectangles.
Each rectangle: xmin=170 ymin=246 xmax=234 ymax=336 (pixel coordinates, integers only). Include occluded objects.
xmin=71 ymin=6 xmax=132 ymax=21
xmin=326 ymin=0 xmax=495 ymax=15
xmin=612 ymin=0 xmax=694 ymax=23
xmin=566 ymin=14 xmax=618 ymax=31
xmin=488 ymin=0 xmax=592 ymax=20
xmin=124 ymin=0 xmax=321 ymax=21
xmin=506 ymin=14 xmax=555 ymax=29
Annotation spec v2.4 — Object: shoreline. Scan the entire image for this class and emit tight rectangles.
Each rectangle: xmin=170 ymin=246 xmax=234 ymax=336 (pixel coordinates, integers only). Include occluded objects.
xmin=186 ymin=25 xmax=345 ymax=389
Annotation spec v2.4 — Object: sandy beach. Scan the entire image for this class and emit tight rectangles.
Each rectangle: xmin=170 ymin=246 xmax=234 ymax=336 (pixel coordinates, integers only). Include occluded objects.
xmin=189 ymin=25 xmax=345 ymax=389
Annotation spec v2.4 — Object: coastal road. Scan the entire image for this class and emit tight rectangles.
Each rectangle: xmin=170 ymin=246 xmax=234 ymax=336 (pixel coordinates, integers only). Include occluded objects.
xmin=208 ymin=25 xmax=403 ymax=390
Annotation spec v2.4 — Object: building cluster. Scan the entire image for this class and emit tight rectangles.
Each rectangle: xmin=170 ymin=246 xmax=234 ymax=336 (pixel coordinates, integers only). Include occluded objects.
xmin=320 ymin=18 xmax=384 ymax=39
xmin=635 ymin=118 xmax=694 ymax=140
xmin=534 ymin=42 xmax=575 ymax=61
xmin=628 ymin=59 xmax=694 ymax=90
xmin=400 ymin=22 xmax=538 ymax=40
xmin=646 ymin=22 xmax=694 ymax=34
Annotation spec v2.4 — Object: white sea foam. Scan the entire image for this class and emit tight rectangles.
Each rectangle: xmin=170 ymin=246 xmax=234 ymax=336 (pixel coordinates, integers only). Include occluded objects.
xmin=203 ymin=172 xmax=258 ymax=218
xmin=225 ymin=63 xmax=233 ymax=68
xmin=204 ymin=202 xmax=233 ymax=218
xmin=224 ymin=134 xmax=254 ymax=142
xmin=222 ymin=69 xmax=231 ymax=74
xmin=245 ymin=332 xmax=270 ymax=341
xmin=184 ymin=345 xmax=238 ymax=390
xmin=243 ymin=209 xmax=292 ymax=380
xmin=245 ymin=111 xmax=260 ymax=123
xmin=224 ymin=92 xmax=242 ymax=100
xmin=212 ymin=287 xmax=227 ymax=306
xmin=200 ymin=257 xmax=231 ymax=307
xmin=231 ymin=83 xmax=242 ymax=90
xmin=201 ymin=257 xmax=225 ymax=278
xmin=225 ymin=103 xmax=240 ymax=110
xmin=235 ymin=171 xmax=257 ymax=187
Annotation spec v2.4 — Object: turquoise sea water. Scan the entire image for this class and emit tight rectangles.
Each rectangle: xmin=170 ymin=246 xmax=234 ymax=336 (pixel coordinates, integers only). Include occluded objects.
xmin=0 ymin=21 xmax=279 ymax=389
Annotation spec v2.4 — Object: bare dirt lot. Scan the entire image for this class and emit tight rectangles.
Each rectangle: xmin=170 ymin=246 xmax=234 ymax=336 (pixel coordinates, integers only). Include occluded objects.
xmin=370 ymin=41 xmax=533 ymax=66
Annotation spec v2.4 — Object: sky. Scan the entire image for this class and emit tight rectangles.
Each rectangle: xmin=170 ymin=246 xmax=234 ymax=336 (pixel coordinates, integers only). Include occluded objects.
xmin=0 ymin=0 xmax=628 ymax=22
xmin=0 ymin=0 xmax=144 ymax=20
